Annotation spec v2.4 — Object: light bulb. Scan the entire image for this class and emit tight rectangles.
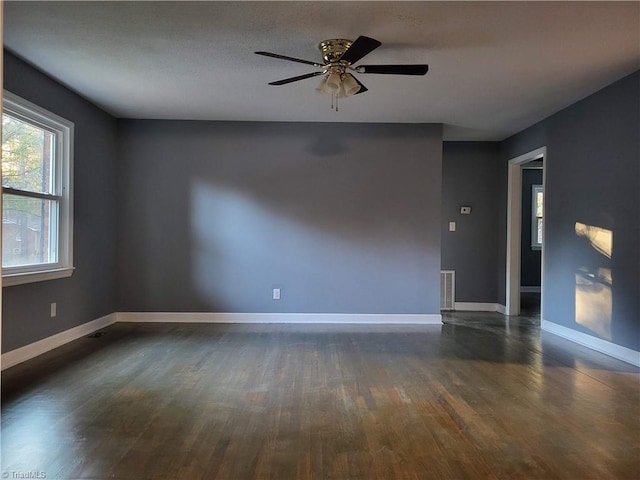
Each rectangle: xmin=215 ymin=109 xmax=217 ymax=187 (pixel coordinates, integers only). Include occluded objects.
xmin=337 ymin=81 xmax=347 ymax=98
xmin=341 ymin=73 xmax=361 ymax=97
xmin=325 ymin=72 xmax=341 ymax=94
xmin=316 ymin=76 xmax=331 ymax=95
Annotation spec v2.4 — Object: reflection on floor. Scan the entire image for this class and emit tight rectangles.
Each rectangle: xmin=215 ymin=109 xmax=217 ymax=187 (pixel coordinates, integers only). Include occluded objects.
xmin=2 ymin=313 xmax=638 ymax=479
xmin=520 ymin=291 xmax=541 ymax=316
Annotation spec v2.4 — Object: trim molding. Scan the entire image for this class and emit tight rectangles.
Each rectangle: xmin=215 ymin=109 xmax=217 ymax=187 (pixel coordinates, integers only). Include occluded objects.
xmin=1 ymin=313 xmax=117 ymax=370
xmin=506 ymin=146 xmax=547 ymax=316
xmin=3 ymin=267 xmax=75 ymax=287
xmin=117 ymin=312 xmax=442 ymax=325
xmin=542 ymin=320 xmax=640 ymax=367
xmin=4 ymin=313 xmax=637 ymax=370
xmin=0 ymin=312 xmax=440 ymax=370
xmin=454 ymin=302 xmax=505 ymax=313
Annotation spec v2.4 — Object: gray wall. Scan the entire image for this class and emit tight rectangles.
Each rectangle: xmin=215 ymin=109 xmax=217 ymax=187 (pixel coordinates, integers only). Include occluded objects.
xmin=4 ymin=47 xmax=636 ymax=354
xmin=502 ymin=71 xmax=640 ymax=351
xmin=117 ymin=121 xmax=443 ymax=314
xmin=2 ymin=52 xmax=118 ymax=352
xmin=441 ymin=142 xmax=501 ymax=303
xmin=521 ymin=168 xmax=543 ymax=287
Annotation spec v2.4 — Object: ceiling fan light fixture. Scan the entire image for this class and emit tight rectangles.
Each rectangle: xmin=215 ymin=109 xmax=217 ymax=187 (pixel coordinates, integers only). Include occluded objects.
xmin=315 ymin=76 xmax=331 ymax=95
xmin=257 ymin=36 xmax=428 ymax=110
xmin=341 ymin=73 xmax=361 ymax=97
xmin=325 ymin=72 xmax=342 ymax=94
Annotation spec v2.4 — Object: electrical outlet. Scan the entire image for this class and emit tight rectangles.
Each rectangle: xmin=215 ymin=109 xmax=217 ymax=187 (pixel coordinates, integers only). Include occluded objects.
xmin=272 ymin=288 xmax=281 ymax=300
xmin=449 ymin=222 xmax=456 ymax=232
xmin=50 ymin=302 xmax=57 ymax=318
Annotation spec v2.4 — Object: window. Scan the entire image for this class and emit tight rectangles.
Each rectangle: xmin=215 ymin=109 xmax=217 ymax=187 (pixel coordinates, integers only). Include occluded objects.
xmin=531 ymin=184 xmax=543 ymax=249
xmin=2 ymin=91 xmax=74 ymax=286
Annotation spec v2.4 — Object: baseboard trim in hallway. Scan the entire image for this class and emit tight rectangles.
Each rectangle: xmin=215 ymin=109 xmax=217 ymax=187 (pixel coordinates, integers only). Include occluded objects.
xmin=1 ymin=312 xmax=442 ymax=370
xmin=116 ymin=312 xmax=443 ymax=325
xmin=542 ymin=319 xmax=640 ymax=367
xmin=1 ymin=313 xmax=118 ymax=370
xmin=454 ymin=302 xmax=506 ymax=314
xmin=9 ymin=313 xmax=637 ymax=369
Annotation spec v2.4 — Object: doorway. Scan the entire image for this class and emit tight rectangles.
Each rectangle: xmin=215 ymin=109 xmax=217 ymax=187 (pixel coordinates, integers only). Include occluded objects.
xmin=520 ymin=162 xmax=543 ymax=316
xmin=506 ymin=147 xmax=546 ymax=316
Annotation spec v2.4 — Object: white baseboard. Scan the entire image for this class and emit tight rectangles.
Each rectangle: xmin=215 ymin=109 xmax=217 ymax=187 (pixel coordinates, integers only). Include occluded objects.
xmin=454 ymin=302 xmax=505 ymax=313
xmin=117 ymin=312 xmax=443 ymax=325
xmin=4 ymin=312 xmax=636 ymax=371
xmin=1 ymin=313 xmax=118 ymax=371
xmin=542 ymin=319 xmax=640 ymax=367
xmin=1 ymin=312 xmax=440 ymax=369
xmin=520 ymin=286 xmax=541 ymax=293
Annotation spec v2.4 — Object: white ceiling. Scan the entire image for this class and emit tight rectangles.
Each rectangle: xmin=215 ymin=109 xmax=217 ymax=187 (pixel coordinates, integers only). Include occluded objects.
xmin=4 ymin=1 xmax=639 ymax=140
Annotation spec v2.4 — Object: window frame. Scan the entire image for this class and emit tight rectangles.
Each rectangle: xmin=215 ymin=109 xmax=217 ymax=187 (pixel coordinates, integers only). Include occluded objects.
xmin=2 ymin=90 xmax=74 ymax=286
xmin=531 ymin=184 xmax=543 ymax=250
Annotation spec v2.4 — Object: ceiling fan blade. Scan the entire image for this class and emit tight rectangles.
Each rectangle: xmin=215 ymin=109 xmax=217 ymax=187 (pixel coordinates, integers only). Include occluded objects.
xmin=255 ymin=51 xmax=323 ymax=67
xmin=357 ymin=64 xmax=429 ymax=75
xmin=338 ymin=36 xmax=381 ymax=65
xmin=268 ymin=71 xmax=325 ymax=86
xmin=353 ymin=77 xmax=368 ymax=95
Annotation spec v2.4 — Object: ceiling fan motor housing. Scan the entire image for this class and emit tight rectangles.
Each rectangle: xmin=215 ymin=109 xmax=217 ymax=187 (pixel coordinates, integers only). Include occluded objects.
xmin=318 ymin=39 xmax=353 ymax=64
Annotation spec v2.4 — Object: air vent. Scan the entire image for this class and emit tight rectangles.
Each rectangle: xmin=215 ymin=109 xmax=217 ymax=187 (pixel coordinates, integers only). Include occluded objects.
xmin=87 ymin=331 xmax=107 ymax=338
xmin=441 ymin=270 xmax=455 ymax=310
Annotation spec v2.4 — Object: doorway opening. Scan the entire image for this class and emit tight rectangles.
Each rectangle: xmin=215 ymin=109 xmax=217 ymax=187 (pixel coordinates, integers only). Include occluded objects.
xmin=520 ymin=162 xmax=543 ymax=316
xmin=506 ymin=147 xmax=546 ymax=317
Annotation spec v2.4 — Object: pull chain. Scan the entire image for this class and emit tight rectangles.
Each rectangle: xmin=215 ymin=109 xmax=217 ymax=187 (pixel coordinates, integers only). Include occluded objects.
xmin=329 ymin=94 xmax=341 ymax=112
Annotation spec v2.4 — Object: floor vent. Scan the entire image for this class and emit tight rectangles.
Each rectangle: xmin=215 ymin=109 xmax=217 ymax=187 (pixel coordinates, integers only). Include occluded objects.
xmin=441 ymin=270 xmax=455 ymax=310
xmin=87 ymin=331 xmax=107 ymax=338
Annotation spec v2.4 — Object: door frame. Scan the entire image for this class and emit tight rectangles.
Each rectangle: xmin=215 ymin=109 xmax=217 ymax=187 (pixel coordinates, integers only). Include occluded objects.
xmin=506 ymin=146 xmax=546 ymax=316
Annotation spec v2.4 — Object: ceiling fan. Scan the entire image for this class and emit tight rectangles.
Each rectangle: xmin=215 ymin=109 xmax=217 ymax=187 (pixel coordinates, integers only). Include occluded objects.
xmin=255 ymin=36 xmax=428 ymax=110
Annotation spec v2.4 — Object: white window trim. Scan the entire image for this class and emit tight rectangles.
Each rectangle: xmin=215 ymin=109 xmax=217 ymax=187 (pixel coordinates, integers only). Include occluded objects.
xmin=2 ymin=90 xmax=74 ymax=286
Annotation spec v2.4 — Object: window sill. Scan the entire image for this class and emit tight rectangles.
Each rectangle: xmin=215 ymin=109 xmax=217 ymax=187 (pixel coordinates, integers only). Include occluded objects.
xmin=2 ymin=267 xmax=75 ymax=287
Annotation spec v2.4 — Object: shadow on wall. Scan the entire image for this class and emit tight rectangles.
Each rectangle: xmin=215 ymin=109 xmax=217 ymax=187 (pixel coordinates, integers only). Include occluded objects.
xmin=188 ymin=157 xmax=435 ymax=313
xmin=116 ymin=122 xmax=443 ymax=314
xmin=304 ymin=135 xmax=349 ymax=157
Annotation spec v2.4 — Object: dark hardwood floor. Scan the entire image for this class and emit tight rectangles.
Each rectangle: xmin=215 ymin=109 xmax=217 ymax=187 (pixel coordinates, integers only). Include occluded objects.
xmin=520 ymin=292 xmax=541 ymax=316
xmin=2 ymin=314 xmax=638 ymax=479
